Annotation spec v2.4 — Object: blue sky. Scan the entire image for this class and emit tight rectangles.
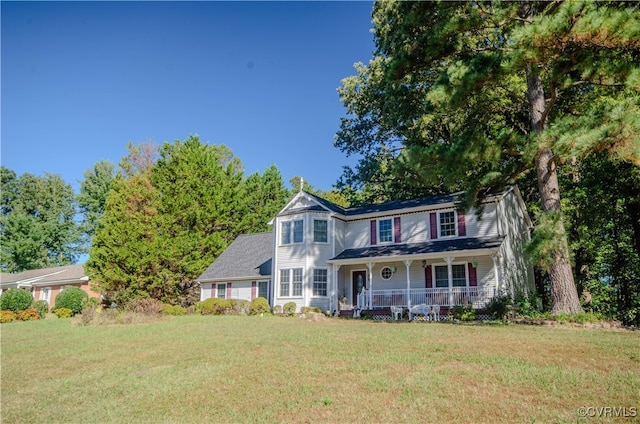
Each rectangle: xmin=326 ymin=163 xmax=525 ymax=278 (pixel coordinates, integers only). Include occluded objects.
xmin=1 ymin=1 xmax=375 ymax=192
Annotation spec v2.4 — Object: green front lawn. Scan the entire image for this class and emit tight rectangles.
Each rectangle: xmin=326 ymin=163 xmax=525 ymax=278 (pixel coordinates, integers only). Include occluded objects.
xmin=1 ymin=315 xmax=638 ymax=423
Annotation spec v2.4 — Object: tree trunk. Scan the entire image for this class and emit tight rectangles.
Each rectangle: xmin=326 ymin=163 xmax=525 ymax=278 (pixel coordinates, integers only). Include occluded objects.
xmin=521 ymin=0 xmax=583 ymax=314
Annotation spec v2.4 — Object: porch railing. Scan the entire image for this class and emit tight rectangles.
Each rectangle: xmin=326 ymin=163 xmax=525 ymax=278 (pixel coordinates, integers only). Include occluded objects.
xmin=357 ymin=287 xmax=496 ymax=310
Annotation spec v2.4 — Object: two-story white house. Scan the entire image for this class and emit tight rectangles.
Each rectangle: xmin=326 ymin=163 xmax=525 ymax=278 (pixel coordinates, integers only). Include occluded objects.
xmin=197 ymin=186 xmax=534 ymax=317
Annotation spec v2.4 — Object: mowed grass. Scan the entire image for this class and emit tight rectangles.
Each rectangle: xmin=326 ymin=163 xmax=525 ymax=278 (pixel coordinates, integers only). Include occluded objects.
xmin=1 ymin=316 xmax=639 ymax=423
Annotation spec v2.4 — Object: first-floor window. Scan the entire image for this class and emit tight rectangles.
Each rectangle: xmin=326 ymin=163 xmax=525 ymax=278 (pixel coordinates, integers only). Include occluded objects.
xmin=434 ymin=264 xmax=467 ymax=287
xmin=280 ymin=269 xmax=290 ymax=297
xmin=452 ymin=264 xmax=467 ymax=287
xmin=39 ymin=287 xmax=51 ymax=302
xmin=258 ymin=281 xmax=269 ymax=299
xmin=292 ymin=268 xmax=303 ymax=296
xmin=435 ymin=266 xmax=449 ymax=288
xmin=280 ymin=268 xmax=303 ymax=297
xmin=313 ymin=269 xmax=328 ymax=296
xmin=216 ymin=283 xmax=226 ymax=299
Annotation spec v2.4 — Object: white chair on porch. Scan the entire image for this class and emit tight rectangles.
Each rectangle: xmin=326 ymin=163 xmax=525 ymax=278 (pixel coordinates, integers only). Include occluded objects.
xmin=390 ymin=305 xmax=403 ymax=321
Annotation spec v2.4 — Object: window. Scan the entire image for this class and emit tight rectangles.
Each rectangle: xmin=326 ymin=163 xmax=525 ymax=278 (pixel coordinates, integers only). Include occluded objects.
xmin=281 ymin=220 xmax=303 ymax=244
xmin=379 ymin=218 xmax=393 ymax=243
xmin=435 ymin=266 xmax=449 ymax=288
xmin=280 ymin=268 xmax=303 ymax=297
xmin=281 ymin=221 xmax=291 ymax=245
xmin=293 ymin=220 xmax=303 ymax=243
xmin=280 ymin=269 xmax=290 ymax=297
xmin=258 ymin=281 xmax=268 ymax=299
xmin=452 ymin=264 xmax=466 ymax=287
xmin=292 ymin=268 xmax=303 ymax=296
xmin=216 ymin=283 xmax=226 ymax=299
xmin=381 ymin=267 xmax=393 ymax=280
xmin=313 ymin=269 xmax=327 ymax=296
xmin=440 ymin=211 xmax=456 ymax=237
xmin=434 ymin=264 xmax=467 ymax=287
xmin=39 ymin=287 xmax=51 ymax=302
xmin=313 ymin=219 xmax=328 ymax=243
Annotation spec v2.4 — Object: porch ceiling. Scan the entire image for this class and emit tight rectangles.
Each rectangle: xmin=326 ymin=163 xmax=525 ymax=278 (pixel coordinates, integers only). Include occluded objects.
xmin=328 ymin=236 xmax=504 ymax=264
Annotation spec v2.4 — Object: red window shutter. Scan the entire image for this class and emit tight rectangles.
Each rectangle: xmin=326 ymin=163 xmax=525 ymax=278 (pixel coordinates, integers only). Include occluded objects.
xmin=457 ymin=213 xmax=467 ymax=236
xmin=468 ymin=263 xmax=477 ymax=287
xmin=251 ymin=281 xmax=257 ymax=299
xmin=226 ymin=282 xmax=232 ymax=299
xmin=370 ymin=220 xmax=377 ymax=245
xmin=429 ymin=213 xmax=438 ymax=240
xmin=394 ymin=217 xmax=401 ymax=243
xmin=425 ymin=265 xmax=432 ymax=288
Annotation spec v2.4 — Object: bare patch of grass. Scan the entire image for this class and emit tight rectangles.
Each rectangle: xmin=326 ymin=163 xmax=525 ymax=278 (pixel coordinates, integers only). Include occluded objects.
xmin=1 ymin=316 xmax=638 ymax=423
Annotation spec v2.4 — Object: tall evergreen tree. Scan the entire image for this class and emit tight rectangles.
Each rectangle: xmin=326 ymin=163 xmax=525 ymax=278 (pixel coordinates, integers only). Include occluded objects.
xmin=238 ymin=164 xmax=290 ymax=233
xmin=87 ymin=136 xmax=255 ymax=305
xmin=78 ymin=159 xmax=115 ymax=239
xmin=336 ymin=0 xmax=639 ymax=314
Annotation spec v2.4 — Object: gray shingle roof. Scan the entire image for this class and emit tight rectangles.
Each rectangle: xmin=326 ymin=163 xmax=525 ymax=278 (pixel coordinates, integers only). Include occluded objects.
xmin=329 ymin=236 xmax=505 ymax=262
xmin=0 ymin=264 xmax=88 ymax=286
xmin=288 ymin=191 xmax=463 ymax=218
xmin=197 ymin=232 xmax=273 ymax=281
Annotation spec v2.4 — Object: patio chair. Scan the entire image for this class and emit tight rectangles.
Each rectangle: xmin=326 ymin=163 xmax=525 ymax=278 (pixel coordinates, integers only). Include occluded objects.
xmin=390 ymin=305 xmax=403 ymax=321
xmin=427 ymin=305 xmax=441 ymax=321
xmin=408 ymin=304 xmax=429 ymax=320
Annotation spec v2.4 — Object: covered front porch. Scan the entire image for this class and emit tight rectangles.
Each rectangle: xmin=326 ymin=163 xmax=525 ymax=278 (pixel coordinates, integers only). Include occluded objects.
xmin=327 ymin=237 xmax=507 ymax=318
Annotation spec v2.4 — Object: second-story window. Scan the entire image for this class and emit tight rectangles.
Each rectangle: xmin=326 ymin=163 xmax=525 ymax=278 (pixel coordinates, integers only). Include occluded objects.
xmin=439 ymin=211 xmax=456 ymax=237
xmin=281 ymin=219 xmax=304 ymax=244
xmin=313 ymin=219 xmax=328 ymax=243
xmin=379 ymin=218 xmax=393 ymax=243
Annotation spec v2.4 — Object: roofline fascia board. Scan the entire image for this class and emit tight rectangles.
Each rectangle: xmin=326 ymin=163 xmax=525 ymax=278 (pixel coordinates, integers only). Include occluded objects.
xmin=326 ymin=248 xmax=500 ymax=266
xmin=29 ymin=276 xmax=89 ymax=287
xmin=197 ymin=275 xmax=272 ymax=283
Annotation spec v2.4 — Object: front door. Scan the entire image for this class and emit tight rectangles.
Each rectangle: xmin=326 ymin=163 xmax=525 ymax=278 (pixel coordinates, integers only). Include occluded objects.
xmin=352 ymin=271 xmax=366 ymax=306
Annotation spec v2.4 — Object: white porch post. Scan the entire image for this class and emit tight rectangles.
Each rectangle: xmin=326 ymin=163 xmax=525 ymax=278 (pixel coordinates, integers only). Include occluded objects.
xmin=445 ymin=257 xmax=455 ymax=306
xmin=367 ymin=262 xmax=374 ymax=309
xmin=404 ymin=260 xmax=412 ymax=308
xmin=331 ymin=264 xmax=340 ymax=315
xmin=491 ymin=253 xmax=502 ymax=296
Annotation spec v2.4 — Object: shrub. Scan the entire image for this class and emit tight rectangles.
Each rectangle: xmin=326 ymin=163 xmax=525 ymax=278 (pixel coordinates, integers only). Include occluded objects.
xmin=272 ymin=305 xmax=282 ymax=314
xmin=249 ymin=297 xmax=270 ymax=315
xmin=163 ymin=304 xmax=187 ymax=316
xmin=53 ymin=308 xmax=74 ymax=318
xmin=283 ymin=302 xmax=297 ymax=316
xmin=195 ymin=298 xmax=249 ymax=315
xmin=128 ymin=298 xmax=163 ymax=316
xmin=450 ymin=304 xmax=476 ymax=321
xmin=81 ymin=297 xmax=100 ymax=311
xmin=301 ymin=306 xmax=323 ymax=314
xmin=1 ymin=310 xmax=17 ymax=323
xmin=196 ymin=298 xmax=228 ymax=315
xmin=486 ymin=295 xmax=511 ymax=320
xmin=32 ymin=300 xmax=49 ymax=319
xmin=17 ymin=308 xmax=39 ymax=321
xmin=54 ymin=287 xmax=88 ymax=314
xmin=228 ymin=299 xmax=250 ymax=315
xmin=0 ymin=288 xmax=33 ymax=312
